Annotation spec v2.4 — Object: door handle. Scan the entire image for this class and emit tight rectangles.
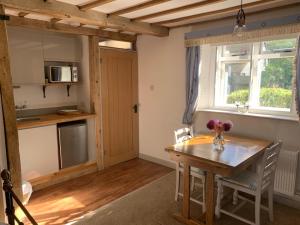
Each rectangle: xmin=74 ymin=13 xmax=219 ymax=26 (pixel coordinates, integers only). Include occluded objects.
xmin=133 ymin=104 xmax=138 ymax=113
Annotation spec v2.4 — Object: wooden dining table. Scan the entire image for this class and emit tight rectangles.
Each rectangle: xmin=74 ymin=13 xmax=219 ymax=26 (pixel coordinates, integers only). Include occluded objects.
xmin=165 ymin=134 xmax=272 ymax=225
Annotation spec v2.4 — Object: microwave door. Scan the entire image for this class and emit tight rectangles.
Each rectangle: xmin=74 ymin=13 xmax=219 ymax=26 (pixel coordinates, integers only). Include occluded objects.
xmin=50 ymin=67 xmax=61 ymax=82
xmin=60 ymin=67 xmax=72 ymax=82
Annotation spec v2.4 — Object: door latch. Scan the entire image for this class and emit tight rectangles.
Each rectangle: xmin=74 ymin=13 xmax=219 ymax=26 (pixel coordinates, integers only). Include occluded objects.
xmin=133 ymin=104 xmax=138 ymax=113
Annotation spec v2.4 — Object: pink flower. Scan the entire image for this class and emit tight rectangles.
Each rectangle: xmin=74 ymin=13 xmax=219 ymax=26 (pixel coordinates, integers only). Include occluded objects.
xmin=206 ymin=119 xmax=219 ymax=130
xmin=223 ymin=121 xmax=233 ymax=131
xmin=206 ymin=119 xmax=233 ymax=132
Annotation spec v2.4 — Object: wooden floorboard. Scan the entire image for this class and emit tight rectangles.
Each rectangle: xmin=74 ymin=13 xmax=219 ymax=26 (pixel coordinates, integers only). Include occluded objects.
xmin=23 ymin=158 xmax=173 ymax=225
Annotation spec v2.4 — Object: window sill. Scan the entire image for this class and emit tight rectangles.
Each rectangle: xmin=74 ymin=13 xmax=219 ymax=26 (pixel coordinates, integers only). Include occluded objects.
xmin=198 ymin=108 xmax=299 ymax=122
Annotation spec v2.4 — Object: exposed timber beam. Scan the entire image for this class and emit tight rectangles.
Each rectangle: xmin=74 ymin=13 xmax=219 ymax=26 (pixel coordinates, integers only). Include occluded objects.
xmin=153 ymin=0 xmax=283 ymax=25
xmin=170 ymin=2 xmax=300 ymax=29
xmin=7 ymin=15 xmax=137 ymax=42
xmin=0 ymin=4 xmax=23 ymax=209
xmin=79 ymin=0 xmax=115 ymax=11
xmin=109 ymin=0 xmax=171 ymax=16
xmin=18 ymin=12 xmax=29 ymax=17
xmin=133 ymin=0 xmax=224 ymax=21
xmin=50 ymin=18 xmax=61 ymax=23
xmin=0 ymin=0 xmax=169 ymax=36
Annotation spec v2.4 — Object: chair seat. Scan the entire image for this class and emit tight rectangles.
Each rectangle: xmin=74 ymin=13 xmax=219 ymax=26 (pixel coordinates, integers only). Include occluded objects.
xmin=221 ymin=170 xmax=258 ymax=191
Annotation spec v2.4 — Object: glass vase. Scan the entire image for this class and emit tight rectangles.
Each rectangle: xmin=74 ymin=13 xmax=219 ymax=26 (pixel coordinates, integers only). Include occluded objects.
xmin=213 ymin=133 xmax=225 ymax=151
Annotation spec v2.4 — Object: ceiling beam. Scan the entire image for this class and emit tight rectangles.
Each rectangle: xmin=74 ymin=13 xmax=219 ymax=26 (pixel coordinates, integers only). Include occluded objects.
xmin=78 ymin=0 xmax=115 ymax=11
xmin=153 ymin=0 xmax=281 ymax=25
xmin=133 ymin=0 xmax=225 ymax=21
xmin=7 ymin=15 xmax=137 ymax=42
xmin=18 ymin=12 xmax=28 ymax=17
xmin=109 ymin=0 xmax=171 ymax=16
xmin=0 ymin=0 xmax=169 ymax=36
xmin=50 ymin=18 xmax=61 ymax=23
xmin=170 ymin=2 xmax=300 ymax=29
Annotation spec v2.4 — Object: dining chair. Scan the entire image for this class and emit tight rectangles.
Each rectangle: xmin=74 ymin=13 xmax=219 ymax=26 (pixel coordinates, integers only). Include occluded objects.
xmin=215 ymin=141 xmax=282 ymax=225
xmin=174 ymin=127 xmax=206 ymax=213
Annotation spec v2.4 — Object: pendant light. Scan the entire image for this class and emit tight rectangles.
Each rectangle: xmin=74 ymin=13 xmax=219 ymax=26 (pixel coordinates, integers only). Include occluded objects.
xmin=233 ymin=0 xmax=247 ymax=37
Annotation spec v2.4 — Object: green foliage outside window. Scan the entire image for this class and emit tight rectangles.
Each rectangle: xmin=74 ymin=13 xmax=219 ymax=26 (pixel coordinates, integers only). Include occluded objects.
xmin=227 ymin=88 xmax=292 ymax=108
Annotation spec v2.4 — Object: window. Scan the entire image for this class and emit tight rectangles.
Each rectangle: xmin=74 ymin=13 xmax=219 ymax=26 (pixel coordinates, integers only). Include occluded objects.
xmin=214 ymin=37 xmax=297 ymax=117
xmin=99 ymin=40 xmax=133 ymax=50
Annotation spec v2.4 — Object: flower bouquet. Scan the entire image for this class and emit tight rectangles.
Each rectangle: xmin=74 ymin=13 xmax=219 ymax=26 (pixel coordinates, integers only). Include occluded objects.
xmin=206 ymin=119 xmax=233 ymax=150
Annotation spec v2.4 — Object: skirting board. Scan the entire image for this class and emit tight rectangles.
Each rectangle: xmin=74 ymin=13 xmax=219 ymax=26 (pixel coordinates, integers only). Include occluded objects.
xmin=274 ymin=192 xmax=300 ymax=210
xmin=29 ymin=161 xmax=98 ymax=191
xmin=139 ymin=153 xmax=176 ymax=169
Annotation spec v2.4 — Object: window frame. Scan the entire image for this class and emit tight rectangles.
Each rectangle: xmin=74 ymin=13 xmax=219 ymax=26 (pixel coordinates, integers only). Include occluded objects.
xmin=211 ymin=37 xmax=298 ymax=118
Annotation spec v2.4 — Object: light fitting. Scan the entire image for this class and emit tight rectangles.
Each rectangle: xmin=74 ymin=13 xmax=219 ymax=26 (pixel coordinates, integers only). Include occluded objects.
xmin=233 ymin=0 xmax=247 ymax=37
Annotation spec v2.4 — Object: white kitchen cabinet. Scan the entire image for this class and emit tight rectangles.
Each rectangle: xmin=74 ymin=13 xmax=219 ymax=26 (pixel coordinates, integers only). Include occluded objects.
xmin=43 ymin=32 xmax=82 ymax=62
xmin=7 ymin=27 xmax=45 ymax=85
xmin=18 ymin=125 xmax=59 ymax=181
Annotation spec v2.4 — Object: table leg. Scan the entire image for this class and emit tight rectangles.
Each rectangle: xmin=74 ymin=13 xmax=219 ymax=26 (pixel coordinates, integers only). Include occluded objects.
xmin=183 ymin=163 xmax=190 ymax=218
xmin=205 ymin=171 xmax=215 ymax=225
xmin=174 ymin=162 xmax=205 ymax=225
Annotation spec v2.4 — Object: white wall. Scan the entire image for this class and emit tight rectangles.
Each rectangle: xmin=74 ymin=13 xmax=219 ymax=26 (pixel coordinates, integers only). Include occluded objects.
xmin=138 ymin=27 xmax=191 ymax=163
xmin=137 ymin=27 xmax=300 ymax=193
xmin=13 ymin=85 xmax=78 ymax=109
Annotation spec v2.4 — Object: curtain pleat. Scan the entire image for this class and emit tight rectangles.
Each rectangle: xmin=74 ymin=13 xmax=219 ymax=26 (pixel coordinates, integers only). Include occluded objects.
xmin=182 ymin=46 xmax=200 ymax=125
xmin=186 ymin=23 xmax=300 ymax=47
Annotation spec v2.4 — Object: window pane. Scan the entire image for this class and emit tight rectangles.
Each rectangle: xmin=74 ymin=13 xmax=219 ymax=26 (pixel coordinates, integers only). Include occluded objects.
xmin=258 ymin=58 xmax=293 ymax=109
xmin=225 ymin=62 xmax=251 ymax=105
xmin=99 ymin=40 xmax=132 ymax=50
xmin=222 ymin=43 xmax=252 ymax=57
xmin=262 ymin=39 xmax=296 ymax=53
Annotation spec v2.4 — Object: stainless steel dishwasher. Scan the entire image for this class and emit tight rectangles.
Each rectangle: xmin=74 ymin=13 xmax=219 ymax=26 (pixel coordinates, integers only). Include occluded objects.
xmin=57 ymin=120 xmax=88 ymax=169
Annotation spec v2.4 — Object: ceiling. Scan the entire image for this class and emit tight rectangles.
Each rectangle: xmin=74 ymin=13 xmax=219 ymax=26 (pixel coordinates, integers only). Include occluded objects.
xmin=3 ymin=0 xmax=300 ymax=37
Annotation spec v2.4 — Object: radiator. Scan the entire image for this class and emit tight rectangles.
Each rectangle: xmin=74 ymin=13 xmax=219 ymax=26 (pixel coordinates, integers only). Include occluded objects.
xmin=274 ymin=150 xmax=299 ymax=196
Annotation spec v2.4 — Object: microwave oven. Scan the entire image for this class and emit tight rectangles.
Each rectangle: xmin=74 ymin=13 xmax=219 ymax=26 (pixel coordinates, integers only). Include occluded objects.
xmin=45 ymin=65 xmax=78 ymax=83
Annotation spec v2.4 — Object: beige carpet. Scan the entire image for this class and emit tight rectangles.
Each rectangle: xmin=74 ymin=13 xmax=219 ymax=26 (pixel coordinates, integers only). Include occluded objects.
xmin=71 ymin=171 xmax=300 ymax=225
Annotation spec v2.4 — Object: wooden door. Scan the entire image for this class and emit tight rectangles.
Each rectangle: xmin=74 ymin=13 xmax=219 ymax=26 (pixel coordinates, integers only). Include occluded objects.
xmin=100 ymin=48 xmax=138 ymax=167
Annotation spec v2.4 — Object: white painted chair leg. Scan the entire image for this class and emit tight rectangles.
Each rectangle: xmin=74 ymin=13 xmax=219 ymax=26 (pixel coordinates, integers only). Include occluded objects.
xmin=202 ymin=177 xmax=206 ymax=213
xmin=255 ymin=194 xmax=261 ymax=225
xmin=233 ymin=189 xmax=238 ymax=205
xmin=191 ymin=176 xmax=195 ymax=192
xmin=268 ymin=186 xmax=274 ymax=222
xmin=215 ymin=180 xmax=222 ymax=218
xmin=175 ymin=169 xmax=180 ymax=201
xmin=220 ymin=185 xmax=224 ymax=200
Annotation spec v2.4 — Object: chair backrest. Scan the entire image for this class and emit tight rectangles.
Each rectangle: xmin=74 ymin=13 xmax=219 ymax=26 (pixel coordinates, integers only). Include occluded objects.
xmin=174 ymin=127 xmax=193 ymax=144
xmin=257 ymin=141 xmax=282 ymax=191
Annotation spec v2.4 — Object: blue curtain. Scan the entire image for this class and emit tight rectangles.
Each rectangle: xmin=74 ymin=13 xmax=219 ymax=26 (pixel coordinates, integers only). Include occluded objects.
xmin=296 ymin=37 xmax=300 ymax=118
xmin=182 ymin=46 xmax=200 ymax=125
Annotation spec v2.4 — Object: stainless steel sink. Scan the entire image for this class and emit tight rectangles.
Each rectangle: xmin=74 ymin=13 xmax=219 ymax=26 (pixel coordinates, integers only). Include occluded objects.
xmin=16 ymin=117 xmax=41 ymax=122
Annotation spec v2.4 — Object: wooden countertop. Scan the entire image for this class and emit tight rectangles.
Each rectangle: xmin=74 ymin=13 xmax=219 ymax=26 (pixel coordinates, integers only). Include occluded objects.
xmin=17 ymin=113 xmax=96 ymax=130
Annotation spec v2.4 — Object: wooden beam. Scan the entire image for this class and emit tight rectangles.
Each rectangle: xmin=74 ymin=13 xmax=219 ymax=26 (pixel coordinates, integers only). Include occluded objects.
xmin=153 ymin=0 xmax=278 ymax=25
xmin=133 ymin=0 xmax=225 ymax=21
xmin=79 ymin=0 xmax=115 ymax=11
xmin=170 ymin=2 xmax=300 ymax=29
xmin=50 ymin=18 xmax=61 ymax=23
xmin=89 ymin=36 xmax=103 ymax=170
xmin=18 ymin=12 xmax=28 ymax=17
xmin=7 ymin=15 xmax=137 ymax=42
xmin=0 ymin=4 xmax=22 ymax=210
xmin=0 ymin=0 xmax=169 ymax=36
xmin=109 ymin=0 xmax=171 ymax=16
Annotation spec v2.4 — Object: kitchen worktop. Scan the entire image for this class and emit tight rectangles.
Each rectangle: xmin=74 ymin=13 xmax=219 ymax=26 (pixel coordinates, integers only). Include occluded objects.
xmin=17 ymin=113 xmax=95 ymax=130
